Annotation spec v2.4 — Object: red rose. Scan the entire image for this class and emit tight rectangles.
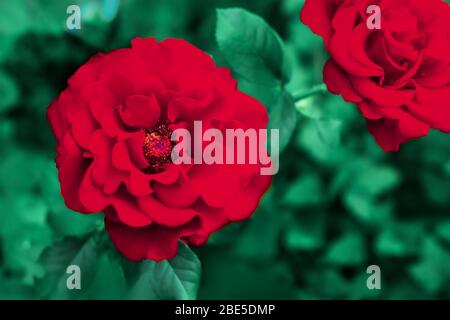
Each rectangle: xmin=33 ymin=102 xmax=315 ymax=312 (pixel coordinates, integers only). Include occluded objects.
xmin=47 ymin=38 xmax=271 ymax=261
xmin=301 ymin=0 xmax=450 ymax=151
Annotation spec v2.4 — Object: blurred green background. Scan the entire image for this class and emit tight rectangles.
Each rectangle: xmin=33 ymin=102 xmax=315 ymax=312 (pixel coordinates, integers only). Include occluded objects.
xmin=0 ymin=0 xmax=450 ymax=300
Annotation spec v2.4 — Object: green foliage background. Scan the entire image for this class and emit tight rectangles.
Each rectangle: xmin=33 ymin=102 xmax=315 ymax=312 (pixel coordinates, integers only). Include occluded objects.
xmin=0 ymin=0 xmax=449 ymax=299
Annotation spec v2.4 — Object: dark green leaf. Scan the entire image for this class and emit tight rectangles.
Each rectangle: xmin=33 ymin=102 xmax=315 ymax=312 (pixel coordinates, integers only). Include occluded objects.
xmin=375 ymin=222 xmax=425 ymax=258
xmin=409 ymin=238 xmax=450 ymax=294
xmin=216 ymin=8 xmax=291 ymax=86
xmin=323 ymin=232 xmax=367 ymax=267
xmin=127 ymin=241 xmax=201 ymax=300
xmin=268 ymin=90 xmax=297 ymax=154
xmin=38 ymin=235 xmax=100 ymax=299
xmin=0 ymin=72 xmax=19 ymax=113
xmin=283 ymin=173 xmax=323 ymax=207
xmin=283 ymin=212 xmax=325 ymax=251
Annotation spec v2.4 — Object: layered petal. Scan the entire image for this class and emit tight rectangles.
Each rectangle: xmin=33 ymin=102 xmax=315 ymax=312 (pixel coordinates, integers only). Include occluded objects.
xmin=301 ymin=0 xmax=450 ymax=151
xmin=47 ymin=37 xmax=272 ymax=262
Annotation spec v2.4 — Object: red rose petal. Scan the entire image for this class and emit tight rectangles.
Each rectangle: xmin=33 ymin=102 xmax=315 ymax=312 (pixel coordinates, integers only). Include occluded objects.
xmin=351 ymin=77 xmax=415 ymax=107
xmin=323 ymin=59 xmax=363 ymax=103
xmin=138 ymin=195 xmax=198 ymax=227
xmin=226 ymin=174 xmax=272 ymax=221
xmin=79 ymin=167 xmax=152 ymax=227
xmin=47 ymin=37 xmax=272 ymax=262
xmin=119 ymin=95 xmax=161 ymax=128
xmin=330 ymin=7 xmax=384 ymax=77
xmin=152 ymin=177 xmax=200 ymax=209
xmin=413 ymin=85 xmax=450 ymax=133
xmin=89 ymin=130 xmax=125 ymax=195
xmin=68 ymin=53 xmax=104 ymax=90
xmin=55 ymin=132 xmax=91 ymax=213
xmin=300 ymin=0 xmax=339 ymax=50
xmin=105 ymin=216 xmax=200 ymax=262
xmin=366 ymin=111 xmax=430 ymax=152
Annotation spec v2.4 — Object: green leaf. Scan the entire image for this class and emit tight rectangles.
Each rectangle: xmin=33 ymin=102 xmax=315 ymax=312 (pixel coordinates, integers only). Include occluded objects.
xmin=0 ymin=71 xmax=19 ymax=113
xmin=302 ymin=269 xmax=349 ymax=298
xmin=315 ymin=119 xmax=343 ymax=147
xmin=350 ymin=165 xmax=401 ymax=198
xmin=283 ymin=212 xmax=325 ymax=251
xmin=375 ymin=222 xmax=425 ymax=258
xmin=267 ymin=90 xmax=297 ymax=154
xmin=215 ymin=8 xmax=295 ymax=153
xmin=38 ymin=232 xmax=128 ymax=299
xmin=216 ymin=8 xmax=291 ymax=87
xmin=283 ymin=172 xmax=323 ymax=207
xmin=323 ymin=232 xmax=367 ymax=267
xmin=233 ymin=206 xmax=281 ymax=260
xmin=38 ymin=235 xmax=100 ymax=299
xmin=420 ymin=171 xmax=450 ymax=207
xmin=409 ymin=238 xmax=450 ymax=294
xmin=436 ymin=220 xmax=450 ymax=244
xmin=344 ymin=190 xmax=393 ymax=226
xmin=237 ymin=78 xmax=281 ymax=110
xmin=296 ymin=120 xmax=349 ymax=167
xmin=80 ymin=252 xmax=127 ymax=300
xmin=444 ymin=160 xmax=450 ymax=177
xmin=347 ymin=274 xmax=382 ymax=300
xmin=127 ymin=241 xmax=201 ymax=300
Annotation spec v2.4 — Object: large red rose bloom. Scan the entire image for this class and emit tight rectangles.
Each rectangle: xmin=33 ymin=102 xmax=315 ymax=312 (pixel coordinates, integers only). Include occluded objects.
xmin=47 ymin=38 xmax=271 ymax=261
xmin=301 ymin=0 xmax=450 ymax=151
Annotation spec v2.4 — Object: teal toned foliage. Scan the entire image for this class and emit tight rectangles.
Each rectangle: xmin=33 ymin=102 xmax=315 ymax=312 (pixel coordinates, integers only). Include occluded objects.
xmin=0 ymin=0 xmax=449 ymax=300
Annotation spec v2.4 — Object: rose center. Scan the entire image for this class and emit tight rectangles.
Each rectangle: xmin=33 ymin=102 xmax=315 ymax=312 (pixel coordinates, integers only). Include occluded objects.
xmin=142 ymin=123 xmax=173 ymax=173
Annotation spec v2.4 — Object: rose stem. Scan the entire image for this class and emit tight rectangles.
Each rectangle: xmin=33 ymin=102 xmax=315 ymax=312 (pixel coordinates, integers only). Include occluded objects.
xmin=292 ymin=83 xmax=327 ymax=103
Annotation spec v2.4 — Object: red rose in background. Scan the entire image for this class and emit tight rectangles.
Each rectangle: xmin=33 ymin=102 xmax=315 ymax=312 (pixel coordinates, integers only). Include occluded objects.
xmin=301 ymin=0 xmax=450 ymax=151
xmin=47 ymin=38 xmax=271 ymax=261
